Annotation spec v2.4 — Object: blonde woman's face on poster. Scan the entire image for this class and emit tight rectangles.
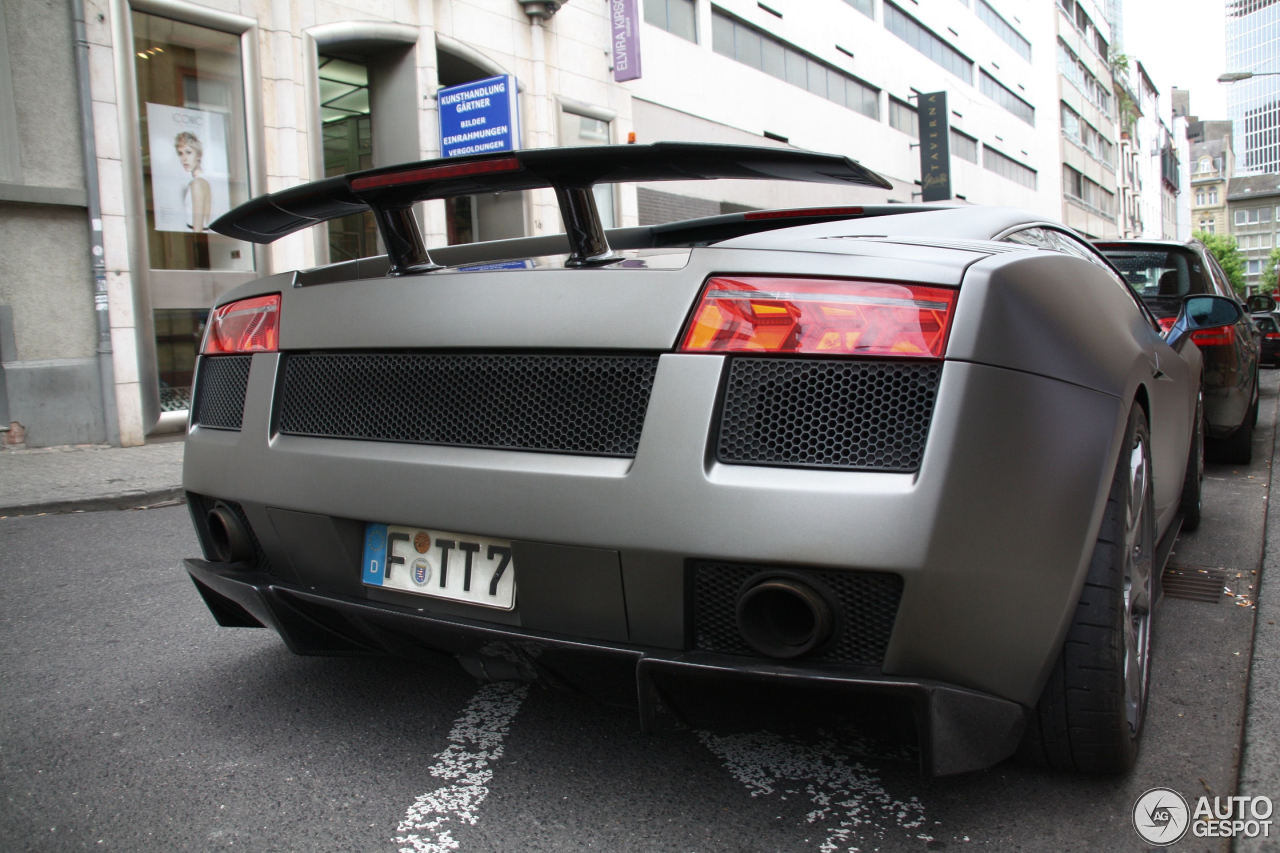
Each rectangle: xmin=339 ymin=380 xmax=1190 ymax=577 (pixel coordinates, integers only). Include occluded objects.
xmin=176 ymin=143 xmax=199 ymax=173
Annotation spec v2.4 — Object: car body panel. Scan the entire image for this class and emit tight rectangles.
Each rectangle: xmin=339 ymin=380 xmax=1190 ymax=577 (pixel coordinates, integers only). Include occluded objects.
xmin=183 ymin=150 xmax=1203 ymax=773
xmin=183 ymin=238 xmax=1195 ymax=706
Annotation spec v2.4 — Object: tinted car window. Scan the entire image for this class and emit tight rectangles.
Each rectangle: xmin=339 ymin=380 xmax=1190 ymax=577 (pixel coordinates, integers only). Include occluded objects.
xmin=1101 ymin=247 xmax=1211 ymax=319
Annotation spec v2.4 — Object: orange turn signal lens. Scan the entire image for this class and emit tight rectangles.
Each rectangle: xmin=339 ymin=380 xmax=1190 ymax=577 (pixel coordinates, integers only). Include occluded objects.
xmin=201 ymin=294 xmax=280 ymax=355
xmin=679 ymin=276 xmax=956 ymax=358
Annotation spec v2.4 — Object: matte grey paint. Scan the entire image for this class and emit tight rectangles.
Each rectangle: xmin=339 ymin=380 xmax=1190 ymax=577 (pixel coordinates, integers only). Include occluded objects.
xmin=184 ymin=235 xmax=1199 ymax=710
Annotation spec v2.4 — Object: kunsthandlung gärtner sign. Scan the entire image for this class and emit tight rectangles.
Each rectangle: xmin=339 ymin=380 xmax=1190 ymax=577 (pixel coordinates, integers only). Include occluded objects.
xmin=438 ymin=75 xmax=520 ymax=158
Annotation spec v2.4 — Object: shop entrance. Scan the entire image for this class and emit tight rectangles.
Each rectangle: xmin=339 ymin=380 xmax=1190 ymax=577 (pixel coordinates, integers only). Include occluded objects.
xmin=318 ymin=55 xmax=376 ymax=262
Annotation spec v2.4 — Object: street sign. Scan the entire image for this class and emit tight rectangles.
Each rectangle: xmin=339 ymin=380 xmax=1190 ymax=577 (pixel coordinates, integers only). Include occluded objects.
xmin=438 ymin=75 xmax=520 ymax=159
xmin=610 ymin=0 xmax=643 ymax=82
xmin=917 ymin=91 xmax=952 ymax=202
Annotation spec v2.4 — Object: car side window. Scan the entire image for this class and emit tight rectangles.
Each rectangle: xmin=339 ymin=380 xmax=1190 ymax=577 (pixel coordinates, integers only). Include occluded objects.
xmin=1001 ymin=227 xmax=1054 ymax=250
xmin=1043 ymin=228 xmax=1116 ymax=273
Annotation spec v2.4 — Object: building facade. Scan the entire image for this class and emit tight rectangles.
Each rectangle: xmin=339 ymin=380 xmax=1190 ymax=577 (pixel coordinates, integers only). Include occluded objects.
xmin=1227 ymin=174 xmax=1280 ymax=291
xmin=1055 ymin=0 xmax=1120 ymax=237
xmin=1225 ymin=0 xmax=1280 ymax=175
xmin=4 ymin=0 xmax=1142 ymax=447
xmin=1190 ymin=132 xmax=1234 ymax=237
xmin=0 ymin=0 xmax=113 ymax=447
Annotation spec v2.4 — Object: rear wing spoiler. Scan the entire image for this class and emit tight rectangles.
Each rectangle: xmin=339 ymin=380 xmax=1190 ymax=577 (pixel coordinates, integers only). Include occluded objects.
xmin=210 ymin=142 xmax=892 ymax=274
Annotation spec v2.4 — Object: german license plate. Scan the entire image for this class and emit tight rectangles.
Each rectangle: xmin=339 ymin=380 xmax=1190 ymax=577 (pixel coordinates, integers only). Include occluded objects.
xmin=361 ymin=523 xmax=516 ymax=610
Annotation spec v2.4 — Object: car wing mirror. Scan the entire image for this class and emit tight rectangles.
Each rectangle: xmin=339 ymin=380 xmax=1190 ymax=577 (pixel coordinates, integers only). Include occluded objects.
xmin=1166 ymin=294 xmax=1244 ymax=348
xmin=1247 ymin=294 xmax=1276 ymax=313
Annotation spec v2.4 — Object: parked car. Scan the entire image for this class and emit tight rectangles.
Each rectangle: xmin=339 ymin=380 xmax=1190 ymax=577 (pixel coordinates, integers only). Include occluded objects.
xmin=1253 ymin=312 xmax=1280 ymax=366
xmin=184 ymin=143 xmax=1227 ymax=776
xmin=1095 ymin=239 xmax=1260 ymax=463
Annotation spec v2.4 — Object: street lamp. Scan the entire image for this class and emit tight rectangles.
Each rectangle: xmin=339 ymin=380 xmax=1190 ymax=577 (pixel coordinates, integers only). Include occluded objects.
xmin=1218 ymin=71 xmax=1280 ymax=82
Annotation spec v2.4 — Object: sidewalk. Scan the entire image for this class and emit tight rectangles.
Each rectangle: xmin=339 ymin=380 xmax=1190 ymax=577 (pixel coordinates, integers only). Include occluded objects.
xmin=0 ymin=436 xmax=186 ymax=517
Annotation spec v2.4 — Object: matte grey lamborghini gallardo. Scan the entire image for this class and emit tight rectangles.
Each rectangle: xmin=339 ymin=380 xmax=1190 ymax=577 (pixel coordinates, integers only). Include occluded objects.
xmin=182 ymin=143 xmax=1234 ymax=775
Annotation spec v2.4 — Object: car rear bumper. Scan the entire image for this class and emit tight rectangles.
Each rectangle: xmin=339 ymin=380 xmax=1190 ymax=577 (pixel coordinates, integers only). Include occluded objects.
xmin=186 ymin=556 xmax=1026 ymax=775
xmin=184 ymin=354 xmax=1131 ymax=707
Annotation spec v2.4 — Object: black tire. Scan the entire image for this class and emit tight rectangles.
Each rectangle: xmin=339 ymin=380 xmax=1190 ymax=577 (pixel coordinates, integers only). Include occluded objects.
xmin=1019 ymin=406 xmax=1155 ymax=773
xmin=1179 ymin=397 xmax=1204 ymax=532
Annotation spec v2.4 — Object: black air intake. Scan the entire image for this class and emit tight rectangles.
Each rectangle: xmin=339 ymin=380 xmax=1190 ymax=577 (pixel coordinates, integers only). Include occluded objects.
xmin=275 ymin=352 xmax=658 ymax=457
xmin=717 ymin=358 xmax=941 ymax=472
xmin=192 ymin=355 xmax=252 ymax=430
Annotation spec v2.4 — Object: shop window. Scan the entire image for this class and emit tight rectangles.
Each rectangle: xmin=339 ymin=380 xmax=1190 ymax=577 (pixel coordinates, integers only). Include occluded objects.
xmin=132 ymin=9 xmax=256 ymax=417
xmin=154 ymin=308 xmax=207 ymax=411
xmin=133 ymin=10 xmax=252 ymax=273
xmin=319 ymin=56 xmax=377 ymax=262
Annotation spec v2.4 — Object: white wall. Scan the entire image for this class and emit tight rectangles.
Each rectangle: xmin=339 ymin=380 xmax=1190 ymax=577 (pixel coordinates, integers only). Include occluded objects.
xmin=623 ymin=0 xmax=1056 ymax=216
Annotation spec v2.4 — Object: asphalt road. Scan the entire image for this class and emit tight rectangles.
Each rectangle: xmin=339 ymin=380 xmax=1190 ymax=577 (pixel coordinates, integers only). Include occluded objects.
xmin=1 ymin=374 xmax=1276 ymax=852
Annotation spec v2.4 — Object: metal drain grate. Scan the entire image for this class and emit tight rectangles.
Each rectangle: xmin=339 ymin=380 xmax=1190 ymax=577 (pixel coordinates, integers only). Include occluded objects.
xmin=1161 ymin=565 xmax=1228 ymax=603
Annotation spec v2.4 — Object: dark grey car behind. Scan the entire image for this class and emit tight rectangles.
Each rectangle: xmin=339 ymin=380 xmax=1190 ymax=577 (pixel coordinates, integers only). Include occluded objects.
xmin=1097 ymin=239 xmax=1260 ymax=463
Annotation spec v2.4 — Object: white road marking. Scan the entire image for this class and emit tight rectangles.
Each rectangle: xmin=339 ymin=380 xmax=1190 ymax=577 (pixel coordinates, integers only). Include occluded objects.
xmin=699 ymin=730 xmax=938 ymax=852
xmin=394 ymin=682 xmax=528 ymax=853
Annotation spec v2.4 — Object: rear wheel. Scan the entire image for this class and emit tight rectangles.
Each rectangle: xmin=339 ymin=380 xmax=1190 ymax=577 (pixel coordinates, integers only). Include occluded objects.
xmin=1020 ymin=405 xmax=1154 ymax=773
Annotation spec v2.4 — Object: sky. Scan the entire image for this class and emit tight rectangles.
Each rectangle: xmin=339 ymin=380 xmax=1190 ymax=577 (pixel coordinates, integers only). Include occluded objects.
xmin=1119 ymin=0 xmax=1229 ymax=120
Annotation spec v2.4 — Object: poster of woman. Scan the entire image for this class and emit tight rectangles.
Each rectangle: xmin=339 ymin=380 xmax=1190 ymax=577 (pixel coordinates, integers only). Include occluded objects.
xmin=145 ymin=103 xmax=230 ymax=233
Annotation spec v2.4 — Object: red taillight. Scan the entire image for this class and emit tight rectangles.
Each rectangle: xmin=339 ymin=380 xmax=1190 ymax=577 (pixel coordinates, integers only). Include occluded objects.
xmin=1190 ymin=325 xmax=1234 ymax=348
xmin=678 ymin=276 xmax=956 ymax=358
xmin=201 ymin=294 xmax=280 ymax=355
xmin=349 ymin=157 xmax=521 ymax=191
xmin=1157 ymin=316 xmax=1177 ymax=333
xmin=1266 ymin=332 xmax=1280 ymax=341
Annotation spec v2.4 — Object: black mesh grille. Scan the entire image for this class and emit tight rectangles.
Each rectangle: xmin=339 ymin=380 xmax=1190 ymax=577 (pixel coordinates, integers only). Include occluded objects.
xmin=691 ymin=561 xmax=903 ymax=668
xmin=276 ymin=353 xmax=658 ymax=457
xmin=717 ymin=358 xmax=941 ymax=472
xmin=192 ymin=355 xmax=252 ymax=430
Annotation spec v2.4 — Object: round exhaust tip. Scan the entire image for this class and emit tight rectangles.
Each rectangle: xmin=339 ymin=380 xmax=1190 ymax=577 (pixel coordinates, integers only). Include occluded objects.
xmin=206 ymin=503 xmax=254 ymax=564
xmin=735 ymin=577 xmax=835 ymax=659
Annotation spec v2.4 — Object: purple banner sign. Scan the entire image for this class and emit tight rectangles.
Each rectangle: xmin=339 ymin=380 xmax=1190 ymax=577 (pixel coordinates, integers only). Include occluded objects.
xmin=611 ymin=0 xmax=642 ymax=82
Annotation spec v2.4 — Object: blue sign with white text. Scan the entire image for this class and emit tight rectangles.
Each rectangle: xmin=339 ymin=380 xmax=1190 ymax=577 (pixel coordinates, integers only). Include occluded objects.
xmin=438 ymin=75 xmax=520 ymax=158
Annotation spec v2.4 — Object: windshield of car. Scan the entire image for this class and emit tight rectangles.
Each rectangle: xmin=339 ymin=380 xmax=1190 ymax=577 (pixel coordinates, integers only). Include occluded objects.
xmin=1102 ymin=248 xmax=1208 ymax=300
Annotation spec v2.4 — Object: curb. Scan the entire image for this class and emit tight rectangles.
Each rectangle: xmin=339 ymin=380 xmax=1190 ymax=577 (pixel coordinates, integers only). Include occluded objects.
xmin=0 ymin=488 xmax=187 ymax=518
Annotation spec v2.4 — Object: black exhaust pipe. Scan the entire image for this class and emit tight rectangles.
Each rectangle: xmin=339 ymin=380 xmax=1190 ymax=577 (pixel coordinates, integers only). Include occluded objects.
xmin=735 ymin=576 xmax=835 ymax=659
xmin=206 ymin=503 xmax=254 ymax=564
